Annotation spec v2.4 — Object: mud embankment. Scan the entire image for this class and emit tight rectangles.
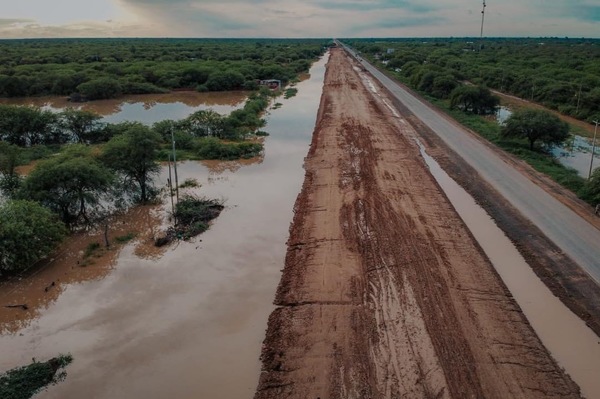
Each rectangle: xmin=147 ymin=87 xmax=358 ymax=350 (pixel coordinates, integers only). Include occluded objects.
xmin=255 ymin=48 xmax=581 ymax=398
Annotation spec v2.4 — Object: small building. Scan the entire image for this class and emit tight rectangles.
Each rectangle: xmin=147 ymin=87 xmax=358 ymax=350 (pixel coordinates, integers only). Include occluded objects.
xmin=259 ymin=79 xmax=282 ymax=90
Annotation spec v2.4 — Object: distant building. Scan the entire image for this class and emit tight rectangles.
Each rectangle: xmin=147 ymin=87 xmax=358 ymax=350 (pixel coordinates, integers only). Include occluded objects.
xmin=258 ymin=79 xmax=282 ymax=90
xmin=386 ymin=48 xmax=395 ymax=54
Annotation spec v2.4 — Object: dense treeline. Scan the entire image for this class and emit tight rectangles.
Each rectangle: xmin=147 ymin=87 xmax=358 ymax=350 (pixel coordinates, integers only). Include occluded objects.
xmin=0 ymin=38 xmax=327 ymax=99
xmin=348 ymin=38 xmax=600 ymax=123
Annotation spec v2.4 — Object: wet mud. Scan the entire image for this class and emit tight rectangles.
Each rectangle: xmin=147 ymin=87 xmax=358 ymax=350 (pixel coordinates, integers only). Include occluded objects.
xmin=255 ymin=48 xmax=581 ymax=398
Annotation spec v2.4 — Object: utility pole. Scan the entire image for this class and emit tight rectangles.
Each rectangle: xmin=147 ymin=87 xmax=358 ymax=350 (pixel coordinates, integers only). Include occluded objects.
xmin=479 ymin=0 xmax=487 ymax=50
xmin=588 ymin=120 xmax=599 ymax=180
xmin=170 ymin=130 xmax=180 ymax=203
xmin=575 ymin=83 xmax=582 ymax=114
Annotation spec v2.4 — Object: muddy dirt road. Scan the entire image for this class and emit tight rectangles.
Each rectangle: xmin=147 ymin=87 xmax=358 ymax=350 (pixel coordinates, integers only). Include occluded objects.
xmin=255 ymin=48 xmax=581 ymax=398
xmin=344 ymin=45 xmax=600 ymax=285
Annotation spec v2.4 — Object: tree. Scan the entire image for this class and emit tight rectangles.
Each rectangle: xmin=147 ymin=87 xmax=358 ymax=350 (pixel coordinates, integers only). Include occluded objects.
xmin=0 ymin=105 xmax=62 ymax=146
xmin=0 ymin=200 xmax=66 ymax=274
xmin=181 ymin=110 xmax=226 ymax=138
xmin=502 ymin=109 xmax=570 ymax=150
xmin=76 ymin=78 xmax=122 ymax=100
xmin=0 ymin=142 xmax=22 ymax=197
xmin=102 ymin=123 xmax=162 ymax=203
xmin=449 ymin=85 xmax=499 ymax=115
xmin=59 ymin=108 xmax=104 ymax=144
xmin=20 ymin=145 xmax=114 ymax=228
xmin=205 ymin=71 xmax=245 ymax=91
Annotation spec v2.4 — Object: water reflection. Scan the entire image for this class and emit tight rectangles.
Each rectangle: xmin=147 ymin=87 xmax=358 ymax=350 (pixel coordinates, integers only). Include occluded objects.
xmin=0 ymin=91 xmax=248 ymax=124
xmin=0 ymin=54 xmax=330 ymax=399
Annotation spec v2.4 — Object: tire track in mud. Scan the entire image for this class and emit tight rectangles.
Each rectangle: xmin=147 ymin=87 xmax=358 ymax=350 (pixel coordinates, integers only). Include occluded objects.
xmin=255 ymin=48 xmax=581 ymax=399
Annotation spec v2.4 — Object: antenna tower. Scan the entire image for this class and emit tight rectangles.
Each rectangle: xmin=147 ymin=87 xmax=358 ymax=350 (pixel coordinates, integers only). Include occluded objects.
xmin=480 ymin=0 xmax=487 ymax=39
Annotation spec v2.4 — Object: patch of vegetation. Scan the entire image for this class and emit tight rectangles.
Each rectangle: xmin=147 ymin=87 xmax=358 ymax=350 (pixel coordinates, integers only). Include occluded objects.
xmin=193 ymin=137 xmax=263 ymax=160
xmin=83 ymin=242 xmax=101 ymax=258
xmin=179 ymin=178 xmax=200 ymax=188
xmin=349 ymin=38 xmax=600 ymax=123
xmin=115 ymin=232 xmax=136 ymax=243
xmin=0 ymin=354 xmax=73 ymax=399
xmin=271 ymin=103 xmax=283 ymax=110
xmin=155 ymin=195 xmax=224 ymax=246
xmin=0 ymin=200 xmax=66 ymax=276
xmin=254 ymin=130 xmax=270 ymax=137
xmin=284 ymin=88 xmax=298 ymax=99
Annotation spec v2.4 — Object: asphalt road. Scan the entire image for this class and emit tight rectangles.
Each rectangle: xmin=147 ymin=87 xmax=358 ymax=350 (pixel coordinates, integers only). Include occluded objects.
xmin=341 ymin=43 xmax=600 ymax=283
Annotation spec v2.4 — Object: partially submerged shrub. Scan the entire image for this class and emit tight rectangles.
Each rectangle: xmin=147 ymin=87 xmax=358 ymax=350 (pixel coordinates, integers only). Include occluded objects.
xmin=0 ymin=354 xmax=73 ymax=399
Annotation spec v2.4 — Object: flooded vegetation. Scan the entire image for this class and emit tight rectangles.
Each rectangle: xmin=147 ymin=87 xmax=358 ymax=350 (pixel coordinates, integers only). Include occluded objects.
xmin=0 ymin=53 xmax=329 ymax=399
xmin=495 ymin=105 xmax=600 ymax=177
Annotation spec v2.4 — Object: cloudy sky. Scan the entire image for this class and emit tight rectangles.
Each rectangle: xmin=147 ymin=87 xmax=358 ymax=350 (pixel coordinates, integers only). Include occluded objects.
xmin=0 ymin=0 xmax=598 ymax=39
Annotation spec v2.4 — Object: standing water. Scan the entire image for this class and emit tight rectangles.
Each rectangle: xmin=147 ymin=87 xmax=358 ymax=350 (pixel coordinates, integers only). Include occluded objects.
xmin=0 ymin=54 xmax=329 ymax=399
xmin=417 ymin=140 xmax=600 ymax=399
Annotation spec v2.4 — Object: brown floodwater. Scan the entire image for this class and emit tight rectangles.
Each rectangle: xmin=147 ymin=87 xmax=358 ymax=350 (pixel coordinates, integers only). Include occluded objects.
xmin=0 ymin=91 xmax=248 ymax=124
xmin=0 ymin=55 xmax=328 ymax=398
xmin=417 ymin=140 xmax=600 ymax=399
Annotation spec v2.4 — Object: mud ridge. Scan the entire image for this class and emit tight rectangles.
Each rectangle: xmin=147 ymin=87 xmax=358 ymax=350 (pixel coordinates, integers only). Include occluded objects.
xmin=255 ymin=49 xmax=581 ymax=398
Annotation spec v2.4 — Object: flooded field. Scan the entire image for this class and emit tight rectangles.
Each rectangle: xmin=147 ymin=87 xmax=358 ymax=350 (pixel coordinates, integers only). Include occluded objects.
xmin=419 ymin=141 xmax=600 ymax=399
xmin=0 ymin=91 xmax=248 ymax=124
xmin=0 ymin=54 xmax=329 ymax=399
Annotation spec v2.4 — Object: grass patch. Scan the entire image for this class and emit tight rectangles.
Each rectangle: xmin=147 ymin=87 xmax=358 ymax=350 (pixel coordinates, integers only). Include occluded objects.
xmin=83 ymin=242 xmax=101 ymax=258
xmin=272 ymin=102 xmax=283 ymax=109
xmin=115 ymin=232 xmax=136 ymax=243
xmin=284 ymin=88 xmax=298 ymax=99
xmin=0 ymin=354 xmax=73 ymax=399
xmin=254 ymin=130 xmax=270 ymax=137
xmin=179 ymin=178 xmax=200 ymax=189
xmin=193 ymin=137 xmax=263 ymax=160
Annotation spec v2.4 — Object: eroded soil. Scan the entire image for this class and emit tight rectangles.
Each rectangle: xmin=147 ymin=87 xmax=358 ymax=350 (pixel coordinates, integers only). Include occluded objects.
xmin=255 ymin=48 xmax=581 ymax=399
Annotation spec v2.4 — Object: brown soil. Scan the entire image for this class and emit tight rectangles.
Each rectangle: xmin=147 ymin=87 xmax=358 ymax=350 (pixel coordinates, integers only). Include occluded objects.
xmin=0 ymin=204 xmax=164 ymax=333
xmin=255 ymin=48 xmax=581 ymax=398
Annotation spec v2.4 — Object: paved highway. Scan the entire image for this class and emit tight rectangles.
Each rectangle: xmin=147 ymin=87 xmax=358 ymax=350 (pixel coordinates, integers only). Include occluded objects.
xmin=340 ymin=43 xmax=600 ymax=282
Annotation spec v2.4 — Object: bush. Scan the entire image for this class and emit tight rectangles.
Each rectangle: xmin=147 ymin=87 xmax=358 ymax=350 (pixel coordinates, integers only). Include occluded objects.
xmin=193 ymin=137 xmax=263 ymax=160
xmin=76 ymin=78 xmax=122 ymax=100
xmin=0 ymin=355 xmax=73 ymax=399
xmin=0 ymin=200 xmax=67 ymax=275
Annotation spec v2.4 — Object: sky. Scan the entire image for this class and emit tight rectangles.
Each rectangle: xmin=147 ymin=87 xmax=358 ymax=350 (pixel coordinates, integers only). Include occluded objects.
xmin=0 ymin=0 xmax=598 ymax=39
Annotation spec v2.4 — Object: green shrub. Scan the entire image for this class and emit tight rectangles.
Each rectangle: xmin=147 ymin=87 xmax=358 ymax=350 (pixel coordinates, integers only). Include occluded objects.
xmin=0 ymin=354 xmax=73 ymax=399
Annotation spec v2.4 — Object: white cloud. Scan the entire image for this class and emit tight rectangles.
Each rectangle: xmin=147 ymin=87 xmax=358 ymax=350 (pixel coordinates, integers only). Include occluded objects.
xmin=0 ymin=0 xmax=598 ymax=38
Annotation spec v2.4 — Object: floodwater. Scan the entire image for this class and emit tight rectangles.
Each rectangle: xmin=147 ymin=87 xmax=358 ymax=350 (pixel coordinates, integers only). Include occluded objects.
xmin=418 ymin=140 xmax=600 ymax=399
xmin=552 ymin=135 xmax=600 ymax=178
xmin=495 ymin=106 xmax=600 ymax=177
xmin=0 ymin=91 xmax=248 ymax=124
xmin=0 ymin=54 xmax=329 ymax=399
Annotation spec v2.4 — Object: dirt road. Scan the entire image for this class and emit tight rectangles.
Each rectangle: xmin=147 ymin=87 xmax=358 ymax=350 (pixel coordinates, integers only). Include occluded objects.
xmin=345 ymin=45 xmax=600 ymax=285
xmin=255 ymin=48 xmax=580 ymax=398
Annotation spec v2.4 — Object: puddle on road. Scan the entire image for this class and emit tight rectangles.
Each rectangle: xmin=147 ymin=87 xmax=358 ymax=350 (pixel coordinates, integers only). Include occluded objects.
xmin=0 ymin=54 xmax=330 ymax=399
xmin=417 ymin=140 xmax=600 ymax=399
